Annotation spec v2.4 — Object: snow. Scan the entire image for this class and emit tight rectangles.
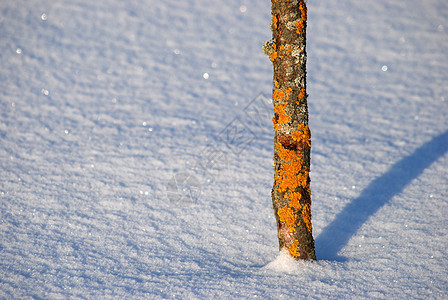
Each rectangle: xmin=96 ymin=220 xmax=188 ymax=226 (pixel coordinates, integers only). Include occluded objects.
xmin=1 ymin=0 xmax=447 ymax=298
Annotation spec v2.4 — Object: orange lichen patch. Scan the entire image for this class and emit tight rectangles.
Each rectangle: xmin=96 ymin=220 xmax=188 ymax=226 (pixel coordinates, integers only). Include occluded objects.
xmin=273 ymin=99 xmax=291 ymax=130
xmin=276 ymin=141 xmax=302 ymax=162
xmin=273 ymin=118 xmax=280 ymax=131
xmin=296 ymin=1 xmax=307 ymax=35
xmin=274 ymin=81 xmax=279 ymax=88
xmin=286 ymin=87 xmax=292 ymax=95
xmin=277 ymin=168 xmax=308 ymax=194
xmin=299 ymin=1 xmax=307 ymax=21
xmin=275 ymin=133 xmax=310 ymax=200
xmin=275 ymin=153 xmax=304 ymax=192
xmin=269 ymin=51 xmax=278 ymax=61
xmin=298 ymin=88 xmax=306 ymax=99
xmin=298 ymin=170 xmax=309 ymax=189
xmin=296 ymin=20 xmax=304 ymax=34
xmin=273 ymin=111 xmax=291 ymax=132
xmin=273 ymin=102 xmax=288 ymax=120
xmin=288 ymin=239 xmax=300 ymax=257
xmin=288 ymin=191 xmax=302 ymax=210
xmin=273 ymin=89 xmax=285 ymax=101
xmin=272 ymin=15 xmax=278 ymax=29
xmin=275 ymin=165 xmax=302 ymax=192
xmin=297 ymin=123 xmax=309 ymax=133
xmin=302 ymin=203 xmax=312 ymax=233
xmin=292 ymin=124 xmax=311 ymax=148
xmin=277 ymin=112 xmax=291 ymax=125
xmin=278 ymin=206 xmax=297 ymax=231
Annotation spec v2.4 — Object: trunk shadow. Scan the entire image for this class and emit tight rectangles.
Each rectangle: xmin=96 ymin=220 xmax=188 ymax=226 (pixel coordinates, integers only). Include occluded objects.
xmin=315 ymin=130 xmax=448 ymax=261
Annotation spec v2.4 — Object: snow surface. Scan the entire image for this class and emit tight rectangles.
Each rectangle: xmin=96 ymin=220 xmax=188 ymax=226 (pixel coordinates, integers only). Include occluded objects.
xmin=1 ymin=0 xmax=447 ymax=298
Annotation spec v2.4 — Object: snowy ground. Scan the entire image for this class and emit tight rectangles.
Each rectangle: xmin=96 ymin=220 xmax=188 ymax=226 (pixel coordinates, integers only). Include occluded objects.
xmin=1 ymin=0 xmax=447 ymax=298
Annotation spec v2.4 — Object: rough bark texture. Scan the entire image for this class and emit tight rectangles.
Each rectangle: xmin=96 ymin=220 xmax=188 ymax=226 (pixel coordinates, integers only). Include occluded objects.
xmin=264 ymin=0 xmax=316 ymax=260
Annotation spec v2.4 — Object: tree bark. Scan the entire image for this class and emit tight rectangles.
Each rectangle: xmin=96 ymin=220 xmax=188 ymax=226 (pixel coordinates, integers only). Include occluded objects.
xmin=264 ymin=0 xmax=316 ymax=260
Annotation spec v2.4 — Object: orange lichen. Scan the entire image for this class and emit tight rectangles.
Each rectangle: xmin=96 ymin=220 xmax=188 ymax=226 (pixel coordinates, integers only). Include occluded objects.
xmin=288 ymin=191 xmax=302 ymax=210
xmin=273 ymin=102 xmax=291 ymax=131
xmin=273 ymin=89 xmax=285 ymax=101
xmin=302 ymin=203 xmax=312 ymax=233
xmin=277 ymin=112 xmax=291 ymax=125
xmin=269 ymin=51 xmax=278 ymax=61
xmin=298 ymin=88 xmax=306 ymax=99
xmin=296 ymin=21 xmax=304 ymax=34
xmin=296 ymin=1 xmax=307 ymax=35
xmin=273 ymin=89 xmax=291 ymax=129
xmin=273 ymin=118 xmax=280 ymax=131
xmin=299 ymin=1 xmax=307 ymax=21
xmin=288 ymin=239 xmax=300 ymax=257
xmin=272 ymin=88 xmax=292 ymax=123
xmin=275 ymin=143 xmax=304 ymax=193
xmin=298 ymin=170 xmax=309 ymax=189
xmin=274 ymin=125 xmax=312 ymax=236
xmin=273 ymin=102 xmax=286 ymax=117
xmin=278 ymin=206 xmax=297 ymax=230
xmin=275 ymin=125 xmax=311 ymax=193
xmin=272 ymin=15 xmax=278 ymax=29
xmin=276 ymin=168 xmax=306 ymax=193
xmin=297 ymin=123 xmax=309 ymax=133
xmin=292 ymin=124 xmax=311 ymax=148
xmin=275 ymin=163 xmax=301 ymax=191
xmin=276 ymin=141 xmax=302 ymax=163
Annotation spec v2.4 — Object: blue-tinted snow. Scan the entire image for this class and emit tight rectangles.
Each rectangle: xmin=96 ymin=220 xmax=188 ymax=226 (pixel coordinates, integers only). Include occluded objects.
xmin=1 ymin=0 xmax=447 ymax=298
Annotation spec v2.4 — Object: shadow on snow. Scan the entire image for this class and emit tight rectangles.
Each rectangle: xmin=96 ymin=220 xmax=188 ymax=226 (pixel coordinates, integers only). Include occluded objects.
xmin=315 ymin=130 xmax=448 ymax=261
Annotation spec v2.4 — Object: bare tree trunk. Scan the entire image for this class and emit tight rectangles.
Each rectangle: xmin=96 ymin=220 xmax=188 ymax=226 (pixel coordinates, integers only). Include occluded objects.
xmin=263 ymin=0 xmax=316 ymax=260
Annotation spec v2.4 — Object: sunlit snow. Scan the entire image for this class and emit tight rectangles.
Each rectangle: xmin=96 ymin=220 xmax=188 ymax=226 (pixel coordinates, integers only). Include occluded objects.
xmin=1 ymin=0 xmax=447 ymax=298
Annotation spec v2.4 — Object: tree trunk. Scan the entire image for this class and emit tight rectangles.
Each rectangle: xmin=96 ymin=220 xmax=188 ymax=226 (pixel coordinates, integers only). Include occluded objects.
xmin=263 ymin=0 xmax=316 ymax=260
